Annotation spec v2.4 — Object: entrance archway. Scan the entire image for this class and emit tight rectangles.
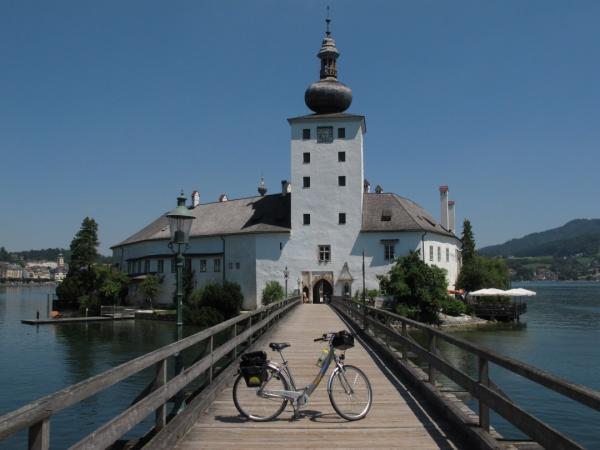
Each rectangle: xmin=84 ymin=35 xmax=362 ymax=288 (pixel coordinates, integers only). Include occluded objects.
xmin=313 ymin=279 xmax=333 ymax=304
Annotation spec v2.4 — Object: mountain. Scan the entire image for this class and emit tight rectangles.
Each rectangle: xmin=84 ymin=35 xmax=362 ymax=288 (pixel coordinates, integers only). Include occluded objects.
xmin=479 ymin=219 xmax=600 ymax=257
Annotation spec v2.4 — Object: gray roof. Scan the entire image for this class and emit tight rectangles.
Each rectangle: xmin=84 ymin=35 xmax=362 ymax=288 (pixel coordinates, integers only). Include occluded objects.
xmin=112 ymin=194 xmax=291 ymax=248
xmin=361 ymin=193 xmax=456 ymax=237
xmin=112 ymin=191 xmax=455 ymax=249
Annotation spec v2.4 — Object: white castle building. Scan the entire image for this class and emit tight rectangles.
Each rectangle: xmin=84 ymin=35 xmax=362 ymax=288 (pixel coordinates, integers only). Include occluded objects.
xmin=111 ymin=22 xmax=461 ymax=309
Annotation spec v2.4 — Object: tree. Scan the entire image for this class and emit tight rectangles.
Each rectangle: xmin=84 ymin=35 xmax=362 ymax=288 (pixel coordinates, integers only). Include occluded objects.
xmin=69 ymin=217 xmax=99 ymax=272
xmin=139 ymin=274 xmax=161 ymax=309
xmin=262 ymin=281 xmax=284 ymax=305
xmin=96 ymin=265 xmax=129 ymax=306
xmin=184 ymin=282 xmax=243 ymax=328
xmin=378 ymin=251 xmax=449 ymax=324
xmin=461 ymin=219 xmax=476 ymax=263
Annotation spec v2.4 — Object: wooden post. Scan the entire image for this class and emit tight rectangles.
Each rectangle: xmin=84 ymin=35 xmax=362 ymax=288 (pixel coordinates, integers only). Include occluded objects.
xmin=233 ymin=323 xmax=238 ymax=360
xmin=478 ymin=357 xmax=490 ymax=432
xmin=155 ymin=359 xmax=167 ymax=431
xmin=428 ymin=332 xmax=437 ymax=383
xmin=28 ymin=418 xmax=49 ymax=450
xmin=401 ymin=322 xmax=408 ymax=361
xmin=209 ymin=335 xmax=214 ymax=384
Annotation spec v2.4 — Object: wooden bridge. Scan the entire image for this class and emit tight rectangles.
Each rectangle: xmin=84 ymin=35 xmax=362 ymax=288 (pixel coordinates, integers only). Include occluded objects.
xmin=1 ymin=297 xmax=599 ymax=449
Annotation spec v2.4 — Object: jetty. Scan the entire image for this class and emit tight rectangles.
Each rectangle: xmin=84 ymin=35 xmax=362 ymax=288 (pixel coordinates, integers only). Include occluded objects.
xmin=2 ymin=297 xmax=599 ymax=449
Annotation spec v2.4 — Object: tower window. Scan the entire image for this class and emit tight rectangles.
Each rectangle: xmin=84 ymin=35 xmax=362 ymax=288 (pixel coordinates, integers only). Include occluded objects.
xmin=338 ymin=128 xmax=346 ymax=139
xmin=303 ymin=213 xmax=311 ymax=225
xmin=318 ymin=245 xmax=331 ymax=262
xmin=303 ymin=176 xmax=310 ymax=188
xmin=338 ymin=151 xmax=346 ymax=162
xmin=302 ymin=129 xmax=311 ymax=140
xmin=339 ymin=213 xmax=346 ymax=224
xmin=303 ymin=152 xmax=310 ymax=163
xmin=338 ymin=176 xmax=346 ymax=186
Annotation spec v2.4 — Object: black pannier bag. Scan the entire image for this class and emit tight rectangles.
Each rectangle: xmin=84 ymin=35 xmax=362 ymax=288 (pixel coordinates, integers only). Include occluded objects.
xmin=332 ymin=330 xmax=354 ymax=350
xmin=240 ymin=351 xmax=268 ymax=387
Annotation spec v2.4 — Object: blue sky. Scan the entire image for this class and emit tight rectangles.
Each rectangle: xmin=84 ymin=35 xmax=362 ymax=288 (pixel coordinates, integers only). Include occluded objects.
xmin=1 ymin=1 xmax=598 ymax=255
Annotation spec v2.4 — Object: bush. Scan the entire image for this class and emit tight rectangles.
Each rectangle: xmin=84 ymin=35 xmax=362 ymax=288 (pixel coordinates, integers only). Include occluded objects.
xmin=440 ymin=298 xmax=467 ymax=316
xmin=184 ymin=282 xmax=243 ymax=326
xmin=395 ymin=303 xmax=419 ymax=319
xmin=262 ymin=281 xmax=284 ymax=305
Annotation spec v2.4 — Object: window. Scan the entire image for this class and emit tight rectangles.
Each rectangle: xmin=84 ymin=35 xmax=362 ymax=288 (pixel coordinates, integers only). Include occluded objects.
xmin=381 ymin=209 xmax=392 ymax=221
xmin=338 ymin=127 xmax=346 ymax=139
xmin=318 ymin=245 xmax=331 ymax=262
xmin=144 ymin=259 xmax=150 ymax=273
xmin=236 ymin=262 xmax=240 ymax=269
xmin=446 ymin=248 xmax=450 ymax=262
xmin=303 ymin=176 xmax=310 ymax=188
xmin=199 ymin=259 xmax=207 ymax=272
xmin=303 ymin=152 xmax=310 ymax=163
xmin=338 ymin=151 xmax=345 ymax=162
xmin=302 ymin=128 xmax=310 ymax=140
xmin=303 ymin=213 xmax=310 ymax=225
xmin=384 ymin=244 xmax=395 ymax=261
xmin=185 ymin=258 xmax=192 ymax=271
xmin=171 ymin=258 xmax=176 ymax=273
xmin=338 ymin=176 xmax=346 ymax=186
xmin=437 ymin=246 xmax=441 ymax=262
xmin=339 ymin=213 xmax=346 ymax=224
xmin=157 ymin=259 xmax=164 ymax=274
xmin=317 ymin=126 xmax=333 ymax=143
xmin=127 ymin=261 xmax=133 ymax=273
xmin=214 ymin=259 xmax=221 ymax=272
xmin=137 ymin=260 xmax=141 ymax=273
xmin=228 ymin=262 xmax=233 ymax=270
xmin=429 ymin=245 xmax=434 ymax=262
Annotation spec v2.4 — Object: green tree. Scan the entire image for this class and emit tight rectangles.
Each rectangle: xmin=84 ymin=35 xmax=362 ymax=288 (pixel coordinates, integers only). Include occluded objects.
xmin=461 ymin=219 xmax=476 ymax=263
xmin=262 ymin=281 xmax=284 ymax=305
xmin=378 ymin=251 xmax=448 ymax=324
xmin=184 ymin=282 xmax=243 ymax=327
xmin=139 ymin=274 xmax=161 ymax=309
xmin=96 ymin=265 xmax=129 ymax=306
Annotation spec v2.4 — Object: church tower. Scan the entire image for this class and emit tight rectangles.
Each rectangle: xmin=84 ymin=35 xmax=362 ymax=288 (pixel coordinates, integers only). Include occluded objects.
xmin=287 ymin=15 xmax=365 ymax=296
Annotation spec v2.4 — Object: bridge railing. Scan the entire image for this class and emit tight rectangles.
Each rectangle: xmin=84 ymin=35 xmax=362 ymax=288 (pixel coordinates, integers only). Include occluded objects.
xmin=331 ymin=297 xmax=600 ymax=450
xmin=0 ymin=296 xmax=300 ymax=450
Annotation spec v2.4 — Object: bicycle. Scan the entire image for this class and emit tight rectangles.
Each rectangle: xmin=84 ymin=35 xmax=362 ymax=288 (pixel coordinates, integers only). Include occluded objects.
xmin=233 ymin=330 xmax=373 ymax=421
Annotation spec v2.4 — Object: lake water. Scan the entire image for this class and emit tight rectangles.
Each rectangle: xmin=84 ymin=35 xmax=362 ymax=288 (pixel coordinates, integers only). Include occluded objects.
xmin=0 ymin=285 xmax=200 ymax=449
xmin=1 ymin=282 xmax=599 ymax=449
xmin=441 ymin=281 xmax=600 ymax=449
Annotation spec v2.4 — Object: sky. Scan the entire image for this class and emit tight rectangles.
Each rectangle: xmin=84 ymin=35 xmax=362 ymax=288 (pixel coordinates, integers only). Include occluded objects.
xmin=1 ymin=0 xmax=599 ymax=255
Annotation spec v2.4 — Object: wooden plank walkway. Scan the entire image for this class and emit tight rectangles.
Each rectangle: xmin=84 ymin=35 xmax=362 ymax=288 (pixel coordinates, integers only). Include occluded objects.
xmin=175 ymin=304 xmax=463 ymax=449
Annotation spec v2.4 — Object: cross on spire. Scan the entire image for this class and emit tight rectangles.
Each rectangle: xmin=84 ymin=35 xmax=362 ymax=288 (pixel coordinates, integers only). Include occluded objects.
xmin=325 ymin=6 xmax=331 ymax=37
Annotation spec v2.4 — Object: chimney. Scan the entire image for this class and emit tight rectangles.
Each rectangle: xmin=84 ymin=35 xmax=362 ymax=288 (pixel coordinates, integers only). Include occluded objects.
xmin=218 ymin=193 xmax=228 ymax=202
xmin=191 ymin=191 xmax=200 ymax=207
xmin=448 ymin=200 xmax=456 ymax=234
xmin=281 ymin=180 xmax=290 ymax=195
xmin=439 ymin=185 xmax=449 ymax=230
xmin=364 ymin=179 xmax=371 ymax=193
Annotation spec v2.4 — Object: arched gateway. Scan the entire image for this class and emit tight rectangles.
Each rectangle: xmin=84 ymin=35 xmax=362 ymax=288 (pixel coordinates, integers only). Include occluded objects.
xmin=312 ymin=279 xmax=333 ymax=304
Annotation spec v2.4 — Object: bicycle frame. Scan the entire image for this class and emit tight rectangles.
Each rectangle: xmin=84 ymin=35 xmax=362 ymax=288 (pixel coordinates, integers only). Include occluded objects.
xmin=259 ymin=344 xmax=341 ymax=407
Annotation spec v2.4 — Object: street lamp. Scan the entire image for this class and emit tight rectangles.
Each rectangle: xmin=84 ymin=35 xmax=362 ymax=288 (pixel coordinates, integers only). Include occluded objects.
xmin=167 ymin=191 xmax=195 ymax=411
xmin=283 ymin=266 xmax=289 ymax=298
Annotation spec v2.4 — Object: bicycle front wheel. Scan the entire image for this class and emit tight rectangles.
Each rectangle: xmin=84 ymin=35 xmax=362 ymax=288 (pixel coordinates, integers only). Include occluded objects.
xmin=233 ymin=367 xmax=289 ymax=421
xmin=328 ymin=364 xmax=372 ymax=420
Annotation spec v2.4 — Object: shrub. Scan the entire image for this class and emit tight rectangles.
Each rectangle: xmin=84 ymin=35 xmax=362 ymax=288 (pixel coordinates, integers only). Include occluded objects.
xmin=262 ymin=281 xmax=284 ymax=305
xmin=184 ymin=305 xmax=224 ymax=329
xmin=184 ymin=282 xmax=243 ymax=326
xmin=440 ymin=298 xmax=467 ymax=316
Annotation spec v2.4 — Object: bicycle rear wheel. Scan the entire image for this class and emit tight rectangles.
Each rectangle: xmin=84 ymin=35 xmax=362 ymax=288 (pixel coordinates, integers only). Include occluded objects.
xmin=233 ymin=367 xmax=289 ymax=421
xmin=328 ymin=364 xmax=372 ymax=420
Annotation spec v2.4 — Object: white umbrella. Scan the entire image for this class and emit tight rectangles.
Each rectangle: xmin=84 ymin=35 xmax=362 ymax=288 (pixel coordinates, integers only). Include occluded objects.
xmin=505 ymin=288 xmax=536 ymax=297
xmin=468 ymin=288 xmax=507 ymax=297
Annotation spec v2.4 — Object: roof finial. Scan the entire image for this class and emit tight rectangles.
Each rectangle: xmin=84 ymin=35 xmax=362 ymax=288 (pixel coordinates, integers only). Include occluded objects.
xmin=325 ymin=6 xmax=331 ymax=37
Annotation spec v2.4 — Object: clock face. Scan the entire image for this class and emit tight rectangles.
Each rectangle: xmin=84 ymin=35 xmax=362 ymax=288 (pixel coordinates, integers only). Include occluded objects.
xmin=317 ymin=126 xmax=334 ymax=143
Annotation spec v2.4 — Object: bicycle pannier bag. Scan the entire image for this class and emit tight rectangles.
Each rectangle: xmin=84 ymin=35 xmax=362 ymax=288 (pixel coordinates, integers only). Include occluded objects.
xmin=332 ymin=330 xmax=354 ymax=350
xmin=240 ymin=351 xmax=268 ymax=387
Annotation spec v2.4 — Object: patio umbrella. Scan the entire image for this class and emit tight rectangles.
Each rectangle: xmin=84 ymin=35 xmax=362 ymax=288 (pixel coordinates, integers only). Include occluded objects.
xmin=468 ymin=288 xmax=508 ymax=297
xmin=505 ymin=288 xmax=536 ymax=297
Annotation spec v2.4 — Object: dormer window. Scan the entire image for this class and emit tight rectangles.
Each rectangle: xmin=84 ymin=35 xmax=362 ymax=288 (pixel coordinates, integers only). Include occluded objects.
xmin=381 ymin=209 xmax=392 ymax=221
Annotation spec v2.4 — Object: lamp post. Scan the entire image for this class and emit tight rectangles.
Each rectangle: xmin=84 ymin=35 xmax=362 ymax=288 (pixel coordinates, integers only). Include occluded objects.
xmin=283 ymin=266 xmax=289 ymax=298
xmin=167 ymin=191 xmax=195 ymax=412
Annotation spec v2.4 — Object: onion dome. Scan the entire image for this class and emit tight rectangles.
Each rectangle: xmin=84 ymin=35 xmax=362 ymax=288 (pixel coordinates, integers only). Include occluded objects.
xmin=304 ymin=13 xmax=352 ymax=114
xmin=258 ymin=176 xmax=267 ymax=196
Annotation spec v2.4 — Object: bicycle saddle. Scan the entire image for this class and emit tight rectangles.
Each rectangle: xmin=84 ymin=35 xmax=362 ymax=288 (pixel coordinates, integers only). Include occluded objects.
xmin=269 ymin=342 xmax=290 ymax=351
